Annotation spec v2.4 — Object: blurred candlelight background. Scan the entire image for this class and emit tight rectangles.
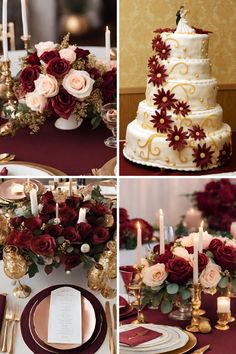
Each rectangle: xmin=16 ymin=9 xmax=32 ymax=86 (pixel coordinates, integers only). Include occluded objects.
xmin=0 ymin=0 xmax=117 ymax=49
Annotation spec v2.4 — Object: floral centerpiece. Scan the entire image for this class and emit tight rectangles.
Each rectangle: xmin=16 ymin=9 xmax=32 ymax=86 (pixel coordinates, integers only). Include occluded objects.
xmin=6 ymin=34 xmax=116 ymax=133
xmin=142 ymin=231 xmax=236 ymax=313
xmin=120 ymin=208 xmax=154 ymax=249
xmin=0 ymin=187 xmax=116 ymax=277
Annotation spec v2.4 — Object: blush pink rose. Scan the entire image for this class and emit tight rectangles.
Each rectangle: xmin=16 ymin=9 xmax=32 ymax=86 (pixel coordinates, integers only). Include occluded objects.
xmin=142 ymin=263 xmax=167 ymax=287
xmin=62 ymin=69 xmax=94 ymax=99
xmin=59 ymin=46 xmax=77 ymax=64
xmin=25 ymin=91 xmax=47 ymax=113
xmin=35 ymin=41 xmax=57 ymax=57
xmin=34 ymin=74 xmax=59 ymax=98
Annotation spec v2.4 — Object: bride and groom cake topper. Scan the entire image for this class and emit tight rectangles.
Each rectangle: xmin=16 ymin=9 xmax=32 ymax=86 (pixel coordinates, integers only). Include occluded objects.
xmin=175 ymin=5 xmax=195 ymax=33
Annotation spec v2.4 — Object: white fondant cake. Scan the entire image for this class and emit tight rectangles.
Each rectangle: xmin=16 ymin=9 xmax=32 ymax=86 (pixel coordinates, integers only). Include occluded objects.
xmin=124 ymin=27 xmax=232 ymax=171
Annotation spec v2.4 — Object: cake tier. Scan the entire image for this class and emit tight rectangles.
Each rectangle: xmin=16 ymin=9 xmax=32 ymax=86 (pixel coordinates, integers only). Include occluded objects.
xmin=137 ymin=100 xmax=223 ymax=133
xmin=159 ymin=58 xmax=212 ymax=80
xmin=146 ymin=78 xmax=218 ymax=111
xmin=124 ymin=119 xmax=231 ymax=171
xmin=161 ymin=32 xmax=209 ymax=59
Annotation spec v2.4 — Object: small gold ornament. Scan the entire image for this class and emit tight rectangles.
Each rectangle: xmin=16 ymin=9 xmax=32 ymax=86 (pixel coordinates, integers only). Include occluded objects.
xmin=103 ymin=214 xmax=114 ymax=227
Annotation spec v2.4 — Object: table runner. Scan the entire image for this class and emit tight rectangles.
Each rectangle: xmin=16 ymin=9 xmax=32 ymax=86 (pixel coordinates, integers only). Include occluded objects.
xmin=121 ymin=294 xmax=236 ymax=354
xmin=120 ymin=132 xmax=236 ymax=176
xmin=0 ymin=118 xmax=115 ymax=176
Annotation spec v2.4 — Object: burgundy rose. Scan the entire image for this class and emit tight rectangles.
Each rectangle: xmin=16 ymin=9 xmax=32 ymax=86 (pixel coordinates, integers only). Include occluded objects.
xmin=65 ymin=196 xmax=82 ymax=209
xmin=45 ymin=224 xmax=63 ymax=238
xmin=62 ymin=253 xmax=81 ymax=271
xmin=208 ymin=239 xmax=224 ymax=253
xmin=214 ymin=245 xmax=236 ymax=272
xmin=48 ymin=87 xmax=76 ymax=119
xmin=10 ymin=216 xmax=25 ymax=228
xmin=41 ymin=191 xmax=55 ymax=205
xmin=101 ymin=68 xmax=116 ymax=104
xmin=31 ymin=234 xmax=56 ymax=256
xmin=40 ymin=50 xmax=60 ymax=64
xmin=90 ymin=204 xmax=109 ymax=217
xmin=24 ymin=216 xmax=43 ymax=231
xmin=76 ymin=222 xmax=92 ymax=240
xmin=7 ymin=229 xmax=33 ymax=248
xmin=46 ymin=57 xmax=70 ymax=78
xmin=219 ymin=186 xmax=235 ymax=204
xmin=63 ymin=227 xmax=80 ymax=242
xmin=155 ymin=249 xmax=173 ymax=264
xmin=92 ymin=227 xmax=110 ymax=244
xmin=198 ymin=253 xmax=209 ymax=272
xmin=39 ymin=204 xmax=56 ymax=223
xmin=185 ymin=246 xmax=194 ymax=254
xmin=59 ymin=206 xmax=77 ymax=227
xmin=0 ymin=167 xmax=8 ymax=176
xmin=120 ymin=208 xmax=129 ymax=223
xmin=166 ymin=257 xmax=193 ymax=284
xmin=19 ymin=65 xmax=40 ymax=92
xmin=88 ymin=67 xmax=101 ymax=80
xmin=26 ymin=51 xmax=40 ymax=65
xmin=75 ymin=48 xmax=90 ymax=60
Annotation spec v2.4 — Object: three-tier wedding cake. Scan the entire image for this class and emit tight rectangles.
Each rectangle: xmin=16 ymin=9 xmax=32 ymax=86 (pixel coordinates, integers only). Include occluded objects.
xmin=123 ymin=14 xmax=232 ymax=171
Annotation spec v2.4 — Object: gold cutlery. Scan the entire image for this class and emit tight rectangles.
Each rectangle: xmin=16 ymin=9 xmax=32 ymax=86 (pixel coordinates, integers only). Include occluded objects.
xmin=9 ymin=306 xmax=21 ymax=354
xmin=113 ymin=303 xmax=117 ymax=330
xmin=0 ymin=153 xmax=15 ymax=162
xmin=105 ymin=301 xmax=116 ymax=354
xmin=192 ymin=344 xmax=210 ymax=354
xmin=1 ymin=307 xmax=14 ymax=352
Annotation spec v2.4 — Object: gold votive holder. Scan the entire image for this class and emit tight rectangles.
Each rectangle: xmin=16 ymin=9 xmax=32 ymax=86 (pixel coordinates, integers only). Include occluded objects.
xmin=215 ymin=312 xmax=230 ymax=330
xmin=21 ymin=35 xmax=31 ymax=53
xmin=186 ymin=283 xmax=203 ymax=333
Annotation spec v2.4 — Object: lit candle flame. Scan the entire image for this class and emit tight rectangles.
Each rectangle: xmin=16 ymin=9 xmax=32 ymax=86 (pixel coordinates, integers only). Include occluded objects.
xmin=200 ymin=220 xmax=204 ymax=228
xmin=160 ymin=208 xmax=163 ymax=215
xmin=106 ymin=25 xmax=109 ymax=31
xmin=136 ymin=221 xmax=141 ymax=230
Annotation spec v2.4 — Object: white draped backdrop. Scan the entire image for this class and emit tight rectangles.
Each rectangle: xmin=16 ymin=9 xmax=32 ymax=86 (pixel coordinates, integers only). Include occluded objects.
xmin=120 ymin=178 xmax=236 ymax=227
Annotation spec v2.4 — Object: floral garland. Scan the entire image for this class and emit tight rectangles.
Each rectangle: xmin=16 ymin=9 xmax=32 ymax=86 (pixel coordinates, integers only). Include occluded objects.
xmin=120 ymin=208 xmax=154 ymax=249
xmin=7 ymin=34 xmax=116 ymax=133
xmin=1 ymin=187 xmax=116 ymax=277
xmin=147 ymin=30 xmax=231 ymax=169
xmin=142 ymin=231 xmax=236 ymax=313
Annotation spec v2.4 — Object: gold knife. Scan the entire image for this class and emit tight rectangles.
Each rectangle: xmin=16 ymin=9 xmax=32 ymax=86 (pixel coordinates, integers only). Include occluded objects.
xmin=113 ymin=304 xmax=117 ymax=330
xmin=105 ymin=301 xmax=116 ymax=354
xmin=192 ymin=344 xmax=210 ymax=354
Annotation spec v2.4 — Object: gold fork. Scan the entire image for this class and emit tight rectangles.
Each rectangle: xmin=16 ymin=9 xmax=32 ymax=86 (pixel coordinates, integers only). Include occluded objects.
xmin=9 ymin=306 xmax=21 ymax=354
xmin=1 ymin=307 xmax=14 ymax=352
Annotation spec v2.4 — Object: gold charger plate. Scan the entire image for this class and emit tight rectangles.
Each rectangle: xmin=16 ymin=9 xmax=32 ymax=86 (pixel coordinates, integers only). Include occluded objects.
xmin=0 ymin=161 xmax=66 ymax=176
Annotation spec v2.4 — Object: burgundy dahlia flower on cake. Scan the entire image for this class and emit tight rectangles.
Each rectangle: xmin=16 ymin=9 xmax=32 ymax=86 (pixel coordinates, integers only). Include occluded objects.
xmin=123 ymin=15 xmax=232 ymax=171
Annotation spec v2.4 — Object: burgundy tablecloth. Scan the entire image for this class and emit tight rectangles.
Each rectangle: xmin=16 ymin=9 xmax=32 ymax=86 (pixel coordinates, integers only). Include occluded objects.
xmin=0 ymin=118 xmax=115 ymax=176
xmin=121 ymin=295 xmax=236 ymax=354
xmin=120 ymin=132 xmax=236 ymax=176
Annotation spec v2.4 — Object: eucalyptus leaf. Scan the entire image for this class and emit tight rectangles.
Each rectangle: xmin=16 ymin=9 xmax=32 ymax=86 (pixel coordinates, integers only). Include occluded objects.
xmin=206 ymin=251 xmax=214 ymax=259
xmin=166 ymin=283 xmax=179 ymax=294
xmin=218 ymin=276 xmax=229 ymax=289
xmin=27 ymin=263 xmax=39 ymax=278
xmin=180 ymin=288 xmax=191 ymax=300
xmin=160 ymin=300 xmax=173 ymax=314
xmin=66 ymin=246 xmax=74 ymax=253
xmin=57 ymin=236 xmax=65 ymax=245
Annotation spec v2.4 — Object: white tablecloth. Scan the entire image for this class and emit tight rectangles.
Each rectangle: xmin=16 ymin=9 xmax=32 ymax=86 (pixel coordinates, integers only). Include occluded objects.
xmin=0 ymin=261 xmax=115 ymax=354
xmin=8 ymin=47 xmax=105 ymax=77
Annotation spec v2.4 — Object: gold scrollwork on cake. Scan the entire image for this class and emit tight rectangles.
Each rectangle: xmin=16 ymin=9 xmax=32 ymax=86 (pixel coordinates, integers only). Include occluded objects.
xmin=168 ymin=62 xmax=189 ymax=76
xmin=170 ymin=83 xmax=196 ymax=102
xmin=200 ymin=116 xmax=221 ymax=130
xmin=176 ymin=116 xmax=192 ymax=128
xmin=137 ymin=134 xmax=163 ymax=161
xmin=164 ymin=37 xmax=180 ymax=48
xmin=178 ymin=150 xmax=188 ymax=163
xmin=141 ymin=112 xmax=154 ymax=130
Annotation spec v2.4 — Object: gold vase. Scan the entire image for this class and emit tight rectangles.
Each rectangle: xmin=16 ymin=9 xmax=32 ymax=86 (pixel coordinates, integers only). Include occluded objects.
xmin=3 ymin=246 xmax=31 ymax=298
xmin=87 ymin=263 xmax=105 ymax=291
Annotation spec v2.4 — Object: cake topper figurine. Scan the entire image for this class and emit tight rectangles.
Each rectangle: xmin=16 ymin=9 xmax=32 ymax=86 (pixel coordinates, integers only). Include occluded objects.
xmin=175 ymin=6 xmax=195 ymax=33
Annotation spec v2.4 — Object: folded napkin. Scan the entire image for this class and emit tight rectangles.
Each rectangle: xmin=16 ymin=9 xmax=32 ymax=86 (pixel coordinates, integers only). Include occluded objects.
xmin=0 ymin=294 xmax=6 ymax=333
xmin=120 ymin=326 xmax=162 ymax=347
xmin=119 ymin=296 xmax=128 ymax=308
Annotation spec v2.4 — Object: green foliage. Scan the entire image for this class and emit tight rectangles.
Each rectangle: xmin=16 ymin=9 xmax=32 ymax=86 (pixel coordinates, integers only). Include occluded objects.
xmin=57 ymin=236 xmax=65 ymax=245
xmin=175 ymin=221 xmax=188 ymax=237
xmin=166 ymin=283 xmax=179 ymax=295
xmin=91 ymin=186 xmax=104 ymax=203
xmin=179 ymin=288 xmax=191 ymax=300
xmin=218 ymin=276 xmax=229 ymax=289
xmin=160 ymin=299 xmax=173 ymax=314
xmin=27 ymin=263 xmax=39 ymax=278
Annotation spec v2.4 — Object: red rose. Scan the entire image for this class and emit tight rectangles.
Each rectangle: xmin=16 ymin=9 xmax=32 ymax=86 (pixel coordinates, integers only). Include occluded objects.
xmin=166 ymin=257 xmax=193 ymax=284
xmin=63 ymin=227 xmax=80 ymax=242
xmin=75 ymin=48 xmax=90 ymax=60
xmin=39 ymin=204 xmax=56 ymax=223
xmin=41 ymin=191 xmax=55 ymax=205
xmin=155 ymin=249 xmax=173 ymax=264
xmin=24 ymin=216 xmax=42 ymax=231
xmin=45 ymin=224 xmax=63 ymax=238
xmin=7 ymin=229 xmax=33 ymax=248
xmin=59 ymin=206 xmax=77 ymax=227
xmin=198 ymin=253 xmax=209 ymax=272
xmin=214 ymin=245 xmax=236 ymax=272
xmin=76 ymin=222 xmax=92 ymax=240
xmin=40 ymin=50 xmax=60 ymax=64
xmin=31 ymin=234 xmax=56 ymax=255
xmin=120 ymin=208 xmax=129 ymax=223
xmin=65 ymin=196 xmax=82 ymax=209
xmin=46 ymin=57 xmax=70 ymax=78
xmin=48 ymin=87 xmax=76 ymax=119
xmin=185 ymin=246 xmax=194 ymax=254
xmin=130 ymin=218 xmax=154 ymax=243
xmin=26 ymin=51 xmax=41 ymax=65
xmin=62 ymin=253 xmax=81 ymax=271
xmin=90 ymin=204 xmax=109 ymax=217
xmin=88 ymin=67 xmax=101 ymax=80
xmin=101 ymin=68 xmax=116 ymax=104
xmin=92 ymin=227 xmax=110 ymax=244
xmin=10 ymin=216 xmax=25 ymax=228
xmin=208 ymin=239 xmax=224 ymax=252
xmin=19 ymin=65 xmax=40 ymax=92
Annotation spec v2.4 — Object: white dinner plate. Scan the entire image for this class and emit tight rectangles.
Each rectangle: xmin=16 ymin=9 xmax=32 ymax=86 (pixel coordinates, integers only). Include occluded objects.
xmin=0 ymin=162 xmax=64 ymax=176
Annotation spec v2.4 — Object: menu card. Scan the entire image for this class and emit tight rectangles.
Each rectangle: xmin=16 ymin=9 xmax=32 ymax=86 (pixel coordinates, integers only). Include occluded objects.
xmin=48 ymin=287 xmax=82 ymax=344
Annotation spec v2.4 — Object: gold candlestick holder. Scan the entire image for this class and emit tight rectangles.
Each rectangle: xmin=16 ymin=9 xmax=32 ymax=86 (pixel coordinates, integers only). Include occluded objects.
xmin=128 ymin=264 xmax=145 ymax=324
xmin=215 ymin=312 xmax=230 ymax=330
xmin=186 ymin=283 xmax=204 ymax=332
xmin=21 ymin=35 xmax=31 ymax=53
xmin=2 ymin=59 xmax=16 ymax=115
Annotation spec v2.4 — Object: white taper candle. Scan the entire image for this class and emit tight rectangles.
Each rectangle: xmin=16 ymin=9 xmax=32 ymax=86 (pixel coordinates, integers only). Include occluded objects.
xmin=21 ymin=0 xmax=29 ymax=37
xmin=136 ymin=221 xmax=142 ymax=265
xmin=193 ymin=234 xmax=199 ymax=284
xmin=30 ymin=189 xmax=38 ymax=216
xmin=105 ymin=26 xmax=111 ymax=66
xmin=159 ymin=209 xmax=165 ymax=254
